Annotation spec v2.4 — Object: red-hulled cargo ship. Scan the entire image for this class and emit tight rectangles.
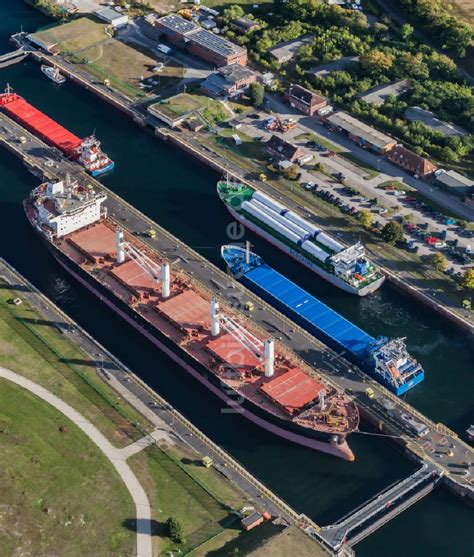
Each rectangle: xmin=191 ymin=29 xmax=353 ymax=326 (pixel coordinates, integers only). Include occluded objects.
xmin=24 ymin=177 xmax=359 ymax=460
xmin=0 ymin=87 xmax=114 ymax=176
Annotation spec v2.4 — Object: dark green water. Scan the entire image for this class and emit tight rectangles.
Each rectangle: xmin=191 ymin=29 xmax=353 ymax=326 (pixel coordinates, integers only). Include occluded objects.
xmin=0 ymin=3 xmax=472 ymax=554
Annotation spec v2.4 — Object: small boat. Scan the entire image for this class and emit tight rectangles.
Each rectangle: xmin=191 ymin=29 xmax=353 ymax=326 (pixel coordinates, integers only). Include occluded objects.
xmin=41 ymin=65 xmax=66 ymax=85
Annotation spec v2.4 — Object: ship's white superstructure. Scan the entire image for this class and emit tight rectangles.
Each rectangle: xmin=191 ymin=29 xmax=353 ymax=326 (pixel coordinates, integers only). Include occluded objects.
xmin=32 ymin=177 xmax=106 ymax=237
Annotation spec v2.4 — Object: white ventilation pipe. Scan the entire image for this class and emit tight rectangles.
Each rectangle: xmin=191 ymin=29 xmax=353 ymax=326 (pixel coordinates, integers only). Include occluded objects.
xmin=210 ymin=298 xmax=220 ymax=337
xmin=264 ymin=338 xmax=275 ymax=378
xmin=116 ymin=228 xmax=125 ymax=264
xmin=161 ymin=261 xmax=170 ymax=299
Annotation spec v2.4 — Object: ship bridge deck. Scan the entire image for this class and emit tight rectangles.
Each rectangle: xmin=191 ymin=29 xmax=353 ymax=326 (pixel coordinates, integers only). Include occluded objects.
xmin=245 ymin=263 xmax=375 ymax=357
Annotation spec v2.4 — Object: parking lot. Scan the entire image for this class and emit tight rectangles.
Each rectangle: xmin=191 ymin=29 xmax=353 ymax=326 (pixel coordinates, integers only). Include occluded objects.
xmin=231 ymin=112 xmax=473 ymax=278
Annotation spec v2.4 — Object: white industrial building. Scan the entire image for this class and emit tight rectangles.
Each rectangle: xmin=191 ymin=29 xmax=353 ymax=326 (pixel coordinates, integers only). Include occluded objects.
xmin=94 ymin=7 xmax=129 ymax=28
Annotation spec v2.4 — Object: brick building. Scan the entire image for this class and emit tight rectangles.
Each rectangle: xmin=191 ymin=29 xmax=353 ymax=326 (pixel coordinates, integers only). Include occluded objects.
xmin=149 ymin=14 xmax=247 ymax=67
xmin=388 ymin=145 xmax=437 ymax=177
xmin=285 ymin=84 xmax=327 ymax=116
xmin=264 ymin=135 xmax=305 ymax=163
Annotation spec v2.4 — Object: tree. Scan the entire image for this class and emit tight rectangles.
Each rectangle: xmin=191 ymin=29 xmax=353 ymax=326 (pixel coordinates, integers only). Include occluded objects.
xmin=166 ymin=516 xmax=186 ymax=544
xmin=359 ymin=49 xmax=394 ymax=76
xmin=461 ymin=269 xmax=474 ymax=290
xmin=381 ymin=220 xmax=404 ymax=244
xmin=428 ymin=252 xmax=448 ymax=272
xmin=401 ymin=23 xmax=414 ymax=41
xmin=282 ymin=164 xmax=299 ymax=180
xmin=248 ymin=82 xmax=265 ymax=107
xmin=359 ymin=209 xmax=373 ymax=229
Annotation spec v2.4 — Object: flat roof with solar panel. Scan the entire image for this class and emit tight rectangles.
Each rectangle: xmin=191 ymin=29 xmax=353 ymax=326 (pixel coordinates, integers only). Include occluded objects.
xmin=157 ymin=14 xmax=198 ymax=35
xmin=190 ymin=28 xmax=246 ymax=56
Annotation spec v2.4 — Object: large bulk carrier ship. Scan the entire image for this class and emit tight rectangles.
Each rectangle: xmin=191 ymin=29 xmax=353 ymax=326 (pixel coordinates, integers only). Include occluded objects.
xmin=222 ymin=245 xmax=424 ymax=396
xmin=0 ymin=87 xmax=114 ymax=176
xmin=24 ymin=177 xmax=359 ymax=460
xmin=217 ymin=179 xmax=384 ymax=296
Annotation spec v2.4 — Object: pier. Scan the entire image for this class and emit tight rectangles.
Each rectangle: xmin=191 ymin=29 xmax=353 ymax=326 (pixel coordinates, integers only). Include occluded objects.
xmin=319 ymin=463 xmax=440 ymax=550
xmin=0 ymin=47 xmax=29 ymax=69
xmin=0 ymin=91 xmax=472 ymax=555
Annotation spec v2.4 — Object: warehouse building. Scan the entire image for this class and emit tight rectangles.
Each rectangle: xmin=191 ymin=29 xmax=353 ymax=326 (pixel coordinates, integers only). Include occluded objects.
xmin=388 ymin=145 xmax=437 ymax=178
xmin=149 ymin=14 xmax=247 ymax=66
xmin=94 ymin=7 xmax=129 ymax=28
xmin=435 ymin=170 xmax=473 ymax=198
xmin=325 ymin=112 xmax=396 ymax=154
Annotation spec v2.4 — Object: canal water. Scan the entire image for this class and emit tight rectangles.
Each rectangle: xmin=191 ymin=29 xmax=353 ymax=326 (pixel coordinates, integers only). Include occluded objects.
xmin=0 ymin=3 xmax=472 ymax=555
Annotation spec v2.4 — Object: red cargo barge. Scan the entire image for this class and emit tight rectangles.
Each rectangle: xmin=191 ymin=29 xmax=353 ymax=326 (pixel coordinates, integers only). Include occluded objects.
xmin=0 ymin=87 xmax=114 ymax=176
xmin=25 ymin=177 xmax=359 ymax=460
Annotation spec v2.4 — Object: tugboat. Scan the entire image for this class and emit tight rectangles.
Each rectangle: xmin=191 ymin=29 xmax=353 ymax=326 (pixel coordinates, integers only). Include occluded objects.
xmin=41 ymin=65 xmax=66 ymax=85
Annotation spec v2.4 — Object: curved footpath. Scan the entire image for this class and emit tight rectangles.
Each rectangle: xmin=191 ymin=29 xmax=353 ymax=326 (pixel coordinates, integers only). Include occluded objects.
xmin=0 ymin=367 xmax=153 ymax=557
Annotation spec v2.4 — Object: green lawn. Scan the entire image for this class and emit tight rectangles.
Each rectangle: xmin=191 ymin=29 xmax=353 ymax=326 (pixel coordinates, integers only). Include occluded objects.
xmin=0 ymin=283 xmax=150 ymax=447
xmin=0 ymin=380 xmax=135 ymax=557
xmin=32 ymin=17 xmax=108 ymax=53
xmin=72 ymin=39 xmax=185 ymax=100
xmin=130 ymin=445 xmax=239 ymax=554
xmin=156 ymin=92 xmax=232 ymax=124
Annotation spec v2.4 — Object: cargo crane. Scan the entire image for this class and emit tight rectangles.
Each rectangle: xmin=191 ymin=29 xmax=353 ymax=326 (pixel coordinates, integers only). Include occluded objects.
xmin=210 ymin=298 xmax=275 ymax=376
xmin=115 ymin=228 xmax=170 ymax=298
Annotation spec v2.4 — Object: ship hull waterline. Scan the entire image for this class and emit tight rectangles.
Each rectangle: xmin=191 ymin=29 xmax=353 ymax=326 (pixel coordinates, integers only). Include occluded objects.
xmin=223 ymin=204 xmax=385 ymax=297
xmin=29 ymin=220 xmax=355 ymax=461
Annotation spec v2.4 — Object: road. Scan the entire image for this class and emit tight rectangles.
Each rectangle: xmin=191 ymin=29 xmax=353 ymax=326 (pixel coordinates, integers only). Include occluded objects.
xmin=265 ymin=94 xmax=474 ymax=222
xmin=0 ymin=366 xmax=153 ymax=557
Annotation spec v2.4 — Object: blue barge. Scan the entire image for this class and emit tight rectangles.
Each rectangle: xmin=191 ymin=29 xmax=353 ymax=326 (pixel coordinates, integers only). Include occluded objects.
xmin=222 ymin=245 xmax=424 ymax=396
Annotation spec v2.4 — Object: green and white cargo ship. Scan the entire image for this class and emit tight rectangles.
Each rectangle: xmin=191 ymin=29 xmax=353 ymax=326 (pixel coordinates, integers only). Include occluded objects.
xmin=217 ymin=180 xmax=385 ymax=296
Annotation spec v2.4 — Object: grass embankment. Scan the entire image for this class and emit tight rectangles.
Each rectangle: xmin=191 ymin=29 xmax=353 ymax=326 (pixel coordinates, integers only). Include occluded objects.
xmin=131 ymin=443 xmax=243 ymax=555
xmin=0 ymin=283 xmax=150 ymax=447
xmin=1 ymin=282 xmax=308 ymax=555
xmin=0 ymin=380 xmax=135 ymax=556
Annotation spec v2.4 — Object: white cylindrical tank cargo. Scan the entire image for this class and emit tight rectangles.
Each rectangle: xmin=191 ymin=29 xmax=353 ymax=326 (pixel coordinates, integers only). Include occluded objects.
xmin=316 ymin=232 xmax=344 ymax=253
xmin=252 ymin=190 xmax=287 ymax=215
xmin=250 ymin=199 xmax=309 ymax=238
xmin=301 ymin=240 xmax=330 ymax=263
xmin=241 ymin=201 xmax=301 ymax=245
xmin=283 ymin=211 xmax=319 ymax=236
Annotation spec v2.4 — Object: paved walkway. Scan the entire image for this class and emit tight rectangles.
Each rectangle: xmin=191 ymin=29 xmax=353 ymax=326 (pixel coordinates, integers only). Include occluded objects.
xmin=120 ymin=427 xmax=173 ymax=459
xmin=0 ymin=367 xmax=153 ymax=557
